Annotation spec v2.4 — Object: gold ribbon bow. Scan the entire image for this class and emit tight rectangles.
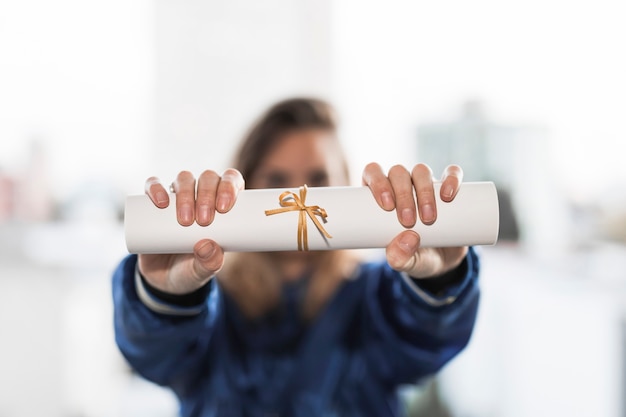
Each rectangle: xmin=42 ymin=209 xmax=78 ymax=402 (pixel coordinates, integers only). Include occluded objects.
xmin=264 ymin=185 xmax=332 ymax=251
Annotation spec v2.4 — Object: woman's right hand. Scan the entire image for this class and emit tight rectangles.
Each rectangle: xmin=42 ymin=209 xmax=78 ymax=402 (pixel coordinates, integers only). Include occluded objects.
xmin=138 ymin=169 xmax=245 ymax=295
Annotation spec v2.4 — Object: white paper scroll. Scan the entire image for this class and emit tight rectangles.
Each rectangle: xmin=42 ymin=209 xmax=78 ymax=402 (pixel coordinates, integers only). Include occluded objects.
xmin=124 ymin=182 xmax=500 ymax=254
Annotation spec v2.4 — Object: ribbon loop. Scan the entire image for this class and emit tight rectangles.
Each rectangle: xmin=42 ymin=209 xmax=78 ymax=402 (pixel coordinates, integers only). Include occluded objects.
xmin=264 ymin=185 xmax=332 ymax=251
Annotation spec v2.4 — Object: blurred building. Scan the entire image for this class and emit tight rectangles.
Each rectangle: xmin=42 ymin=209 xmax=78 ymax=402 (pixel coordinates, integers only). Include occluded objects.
xmin=416 ymin=100 xmax=571 ymax=257
xmin=414 ymin=101 xmax=626 ymax=417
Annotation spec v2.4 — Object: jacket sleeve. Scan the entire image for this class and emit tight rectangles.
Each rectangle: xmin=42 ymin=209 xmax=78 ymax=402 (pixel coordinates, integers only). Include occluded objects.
xmin=112 ymin=254 xmax=221 ymax=393
xmin=360 ymin=246 xmax=480 ymax=385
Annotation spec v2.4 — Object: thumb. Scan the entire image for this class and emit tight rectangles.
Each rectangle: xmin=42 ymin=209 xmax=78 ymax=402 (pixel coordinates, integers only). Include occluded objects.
xmin=386 ymin=231 xmax=421 ymax=272
xmin=191 ymin=239 xmax=224 ymax=283
xmin=385 ymin=231 xmax=442 ymax=278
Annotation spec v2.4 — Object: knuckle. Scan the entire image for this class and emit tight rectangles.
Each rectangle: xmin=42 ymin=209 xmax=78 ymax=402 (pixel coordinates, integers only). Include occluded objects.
xmin=206 ymin=254 xmax=224 ymax=272
xmin=363 ymin=162 xmax=383 ymax=182
xmin=199 ymin=169 xmax=218 ymax=180
xmin=177 ymin=196 xmax=195 ymax=205
xmin=195 ymin=196 xmax=214 ymax=206
xmin=218 ymin=181 xmax=237 ymax=195
xmin=223 ymin=169 xmax=245 ymax=189
xmin=444 ymin=164 xmax=463 ymax=179
xmin=371 ymin=178 xmax=392 ymax=193
xmin=395 ymin=189 xmax=414 ymax=203
xmin=177 ymin=170 xmax=196 ymax=182
xmin=446 ymin=164 xmax=462 ymax=173
xmin=197 ymin=171 xmax=220 ymax=193
xmin=144 ymin=177 xmax=162 ymax=194
xmin=412 ymin=163 xmax=433 ymax=177
xmin=222 ymin=168 xmax=241 ymax=179
xmin=388 ymin=164 xmax=408 ymax=176
xmin=416 ymin=190 xmax=434 ymax=202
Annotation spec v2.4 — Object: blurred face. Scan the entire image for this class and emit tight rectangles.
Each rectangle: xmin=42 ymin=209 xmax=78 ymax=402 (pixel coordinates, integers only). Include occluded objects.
xmin=247 ymin=128 xmax=348 ymax=272
xmin=248 ymin=128 xmax=349 ymax=190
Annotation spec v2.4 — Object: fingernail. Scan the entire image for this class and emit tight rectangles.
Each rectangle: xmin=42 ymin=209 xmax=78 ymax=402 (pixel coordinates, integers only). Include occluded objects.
xmin=401 ymin=208 xmax=414 ymax=225
xmin=441 ymin=185 xmax=454 ymax=200
xmin=197 ymin=242 xmax=215 ymax=259
xmin=217 ymin=195 xmax=231 ymax=212
xmin=399 ymin=232 xmax=419 ymax=253
xmin=156 ymin=191 xmax=168 ymax=205
xmin=180 ymin=206 xmax=193 ymax=224
xmin=381 ymin=192 xmax=393 ymax=209
xmin=421 ymin=204 xmax=435 ymax=223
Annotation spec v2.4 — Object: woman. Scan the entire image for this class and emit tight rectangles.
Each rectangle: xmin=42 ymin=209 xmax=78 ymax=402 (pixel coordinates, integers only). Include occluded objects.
xmin=113 ymin=97 xmax=480 ymax=417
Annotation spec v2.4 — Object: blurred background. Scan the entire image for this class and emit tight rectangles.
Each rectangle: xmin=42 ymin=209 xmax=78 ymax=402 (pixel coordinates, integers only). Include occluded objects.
xmin=1 ymin=0 xmax=625 ymax=416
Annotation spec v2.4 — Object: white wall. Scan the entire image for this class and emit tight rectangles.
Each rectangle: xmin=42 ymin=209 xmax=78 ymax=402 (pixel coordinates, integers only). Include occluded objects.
xmin=330 ymin=0 xmax=626 ymax=197
xmin=0 ymin=0 xmax=156 ymax=201
xmin=152 ymin=0 xmax=333 ymax=184
xmin=439 ymin=246 xmax=625 ymax=417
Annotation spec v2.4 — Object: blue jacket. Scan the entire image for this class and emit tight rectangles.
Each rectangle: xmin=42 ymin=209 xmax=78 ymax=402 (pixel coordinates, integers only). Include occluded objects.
xmin=112 ymin=248 xmax=480 ymax=417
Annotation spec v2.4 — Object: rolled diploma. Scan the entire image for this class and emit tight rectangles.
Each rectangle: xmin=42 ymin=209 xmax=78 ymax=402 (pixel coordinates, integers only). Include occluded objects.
xmin=124 ymin=182 xmax=499 ymax=254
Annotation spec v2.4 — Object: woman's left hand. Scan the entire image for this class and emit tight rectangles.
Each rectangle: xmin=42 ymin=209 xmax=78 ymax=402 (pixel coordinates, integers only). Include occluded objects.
xmin=363 ymin=162 xmax=468 ymax=278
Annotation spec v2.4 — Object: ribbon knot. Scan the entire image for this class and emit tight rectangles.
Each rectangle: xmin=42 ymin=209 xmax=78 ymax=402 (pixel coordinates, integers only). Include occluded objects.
xmin=264 ymin=185 xmax=332 ymax=251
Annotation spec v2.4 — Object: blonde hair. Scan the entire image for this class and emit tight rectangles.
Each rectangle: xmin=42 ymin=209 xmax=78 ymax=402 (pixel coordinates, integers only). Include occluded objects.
xmin=219 ymin=251 xmax=359 ymax=320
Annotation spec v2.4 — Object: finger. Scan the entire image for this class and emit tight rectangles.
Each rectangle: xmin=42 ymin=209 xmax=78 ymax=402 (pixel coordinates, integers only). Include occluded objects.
xmin=144 ymin=176 xmax=170 ymax=208
xmin=216 ymin=168 xmax=245 ymax=213
xmin=194 ymin=170 xmax=220 ymax=226
xmin=411 ymin=163 xmax=436 ymax=225
xmin=191 ymin=239 xmax=225 ymax=281
xmin=362 ymin=162 xmax=395 ymax=211
xmin=385 ymin=231 xmax=421 ymax=272
xmin=172 ymin=171 xmax=196 ymax=226
xmin=388 ymin=164 xmax=416 ymax=228
xmin=440 ymin=164 xmax=464 ymax=202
